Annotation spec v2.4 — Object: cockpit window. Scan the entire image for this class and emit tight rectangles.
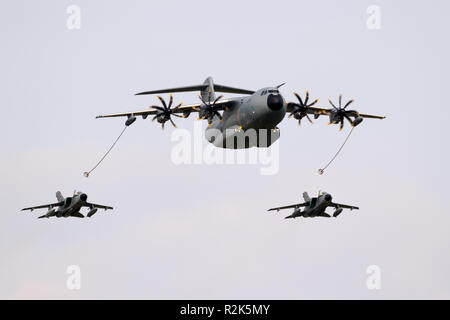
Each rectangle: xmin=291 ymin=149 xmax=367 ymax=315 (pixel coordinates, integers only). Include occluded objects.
xmin=261 ymin=89 xmax=279 ymax=96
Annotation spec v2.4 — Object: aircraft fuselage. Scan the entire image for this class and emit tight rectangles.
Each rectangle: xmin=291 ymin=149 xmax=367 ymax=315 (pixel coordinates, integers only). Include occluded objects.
xmin=206 ymin=87 xmax=286 ymax=149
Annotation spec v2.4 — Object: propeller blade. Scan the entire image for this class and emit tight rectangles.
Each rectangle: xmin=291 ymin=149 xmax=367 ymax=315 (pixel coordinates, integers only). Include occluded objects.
xmin=328 ymin=99 xmax=337 ymax=109
xmin=157 ymin=96 xmax=167 ymax=109
xmin=344 ymin=114 xmax=354 ymax=126
xmin=305 ymin=114 xmax=314 ymax=124
xmin=304 ymin=90 xmax=310 ymax=105
xmin=169 ymin=118 xmax=177 ymax=128
xmin=214 ymin=110 xmax=223 ymax=120
xmin=152 ymin=106 xmax=165 ymax=112
xmin=161 ymin=122 xmax=165 ymax=130
xmin=152 ymin=115 xmax=158 ymax=122
xmin=339 ymin=120 xmax=344 ymax=131
xmin=344 ymin=99 xmax=354 ymax=109
xmin=213 ymin=95 xmax=223 ymax=105
xmin=198 ymin=94 xmax=208 ymax=106
xmin=168 ymin=94 xmax=173 ymax=108
xmin=339 ymin=94 xmax=342 ymax=107
xmin=307 ymin=98 xmax=319 ymax=107
xmin=293 ymin=92 xmax=304 ymax=106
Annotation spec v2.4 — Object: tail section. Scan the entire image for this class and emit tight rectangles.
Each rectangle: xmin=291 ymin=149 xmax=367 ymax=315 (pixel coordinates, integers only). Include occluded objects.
xmin=201 ymin=77 xmax=216 ymax=102
xmin=56 ymin=191 xmax=64 ymax=202
xmin=303 ymin=192 xmax=310 ymax=202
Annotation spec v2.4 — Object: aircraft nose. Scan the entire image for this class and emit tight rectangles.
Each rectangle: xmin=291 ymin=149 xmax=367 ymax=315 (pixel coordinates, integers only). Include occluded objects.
xmin=267 ymin=94 xmax=284 ymax=111
xmin=80 ymin=194 xmax=88 ymax=201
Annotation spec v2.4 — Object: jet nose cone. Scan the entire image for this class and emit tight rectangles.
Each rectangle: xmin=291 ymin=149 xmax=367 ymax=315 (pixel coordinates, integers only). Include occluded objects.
xmin=80 ymin=194 xmax=88 ymax=201
xmin=267 ymin=94 xmax=284 ymax=111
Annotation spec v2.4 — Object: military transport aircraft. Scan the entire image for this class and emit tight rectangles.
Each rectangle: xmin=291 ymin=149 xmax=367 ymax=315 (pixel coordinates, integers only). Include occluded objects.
xmin=21 ymin=191 xmax=113 ymax=219
xmin=96 ymin=77 xmax=385 ymax=149
xmin=268 ymin=191 xmax=359 ymax=219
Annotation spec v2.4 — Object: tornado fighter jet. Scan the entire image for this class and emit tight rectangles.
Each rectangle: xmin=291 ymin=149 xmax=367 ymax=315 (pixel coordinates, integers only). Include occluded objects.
xmin=21 ymin=191 xmax=113 ymax=219
xmin=96 ymin=77 xmax=385 ymax=149
xmin=268 ymin=191 xmax=358 ymax=219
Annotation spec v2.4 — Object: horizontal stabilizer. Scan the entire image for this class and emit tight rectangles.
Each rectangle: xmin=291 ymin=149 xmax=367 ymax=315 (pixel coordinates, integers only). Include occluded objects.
xmin=136 ymin=84 xmax=255 ymax=96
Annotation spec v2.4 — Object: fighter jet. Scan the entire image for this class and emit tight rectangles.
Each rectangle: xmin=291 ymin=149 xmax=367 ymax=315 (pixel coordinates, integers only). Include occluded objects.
xmin=96 ymin=77 xmax=385 ymax=149
xmin=268 ymin=191 xmax=359 ymax=219
xmin=21 ymin=191 xmax=113 ymax=219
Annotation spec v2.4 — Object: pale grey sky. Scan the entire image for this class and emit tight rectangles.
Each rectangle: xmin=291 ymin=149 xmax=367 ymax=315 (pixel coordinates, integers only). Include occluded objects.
xmin=1 ymin=0 xmax=449 ymax=299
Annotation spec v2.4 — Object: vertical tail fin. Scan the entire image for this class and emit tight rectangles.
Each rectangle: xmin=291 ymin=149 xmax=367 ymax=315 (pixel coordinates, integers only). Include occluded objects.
xmin=303 ymin=192 xmax=310 ymax=202
xmin=201 ymin=77 xmax=215 ymax=102
xmin=56 ymin=191 xmax=64 ymax=202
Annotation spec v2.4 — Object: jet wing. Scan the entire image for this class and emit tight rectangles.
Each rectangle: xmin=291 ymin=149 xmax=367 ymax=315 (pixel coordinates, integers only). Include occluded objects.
xmin=22 ymin=201 xmax=63 ymax=211
xmin=268 ymin=203 xmax=306 ymax=212
xmin=329 ymin=202 xmax=359 ymax=210
xmin=286 ymin=103 xmax=385 ymax=120
xmin=84 ymin=202 xmax=113 ymax=210
xmin=96 ymin=99 xmax=234 ymax=120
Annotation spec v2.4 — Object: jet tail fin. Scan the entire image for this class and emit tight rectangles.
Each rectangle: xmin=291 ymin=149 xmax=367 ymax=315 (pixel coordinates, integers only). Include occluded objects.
xmin=303 ymin=192 xmax=310 ymax=202
xmin=56 ymin=191 xmax=64 ymax=202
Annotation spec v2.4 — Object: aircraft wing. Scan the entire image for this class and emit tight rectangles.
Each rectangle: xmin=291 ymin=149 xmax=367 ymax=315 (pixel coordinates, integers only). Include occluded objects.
xmin=268 ymin=203 xmax=306 ymax=212
xmin=329 ymin=202 xmax=359 ymax=210
xmin=286 ymin=104 xmax=385 ymax=120
xmin=96 ymin=99 xmax=234 ymax=120
xmin=21 ymin=201 xmax=63 ymax=211
xmin=84 ymin=202 xmax=113 ymax=210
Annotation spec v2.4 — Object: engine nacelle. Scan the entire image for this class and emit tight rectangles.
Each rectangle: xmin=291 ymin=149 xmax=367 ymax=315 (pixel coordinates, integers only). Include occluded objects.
xmin=353 ymin=116 xmax=363 ymax=127
xmin=125 ymin=115 xmax=136 ymax=126
xmin=45 ymin=208 xmax=56 ymax=217
xmin=333 ymin=207 xmax=343 ymax=217
xmin=183 ymin=110 xmax=191 ymax=118
xmin=87 ymin=208 xmax=98 ymax=218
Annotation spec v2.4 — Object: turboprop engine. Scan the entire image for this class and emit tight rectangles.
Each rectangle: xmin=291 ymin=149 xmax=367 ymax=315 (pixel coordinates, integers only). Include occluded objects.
xmin=353 ymin=116 xmax=363 ymax=127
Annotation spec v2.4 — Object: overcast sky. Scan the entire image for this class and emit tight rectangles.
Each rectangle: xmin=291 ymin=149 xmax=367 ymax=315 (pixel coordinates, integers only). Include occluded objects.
xmin=1 ymin=0 xmax=449 ymax=299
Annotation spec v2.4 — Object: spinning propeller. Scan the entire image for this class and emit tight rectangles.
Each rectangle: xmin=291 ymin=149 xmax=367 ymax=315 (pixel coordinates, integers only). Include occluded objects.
xmin=197 ymin=91 xmax=224 ymax=124
xmin=151 ymin=94 xmax=183 ymax=130
xmin=288 ymin=91 xmax=319 ymax=125
xmin=328 ymin=94 xmax=360 ymax=131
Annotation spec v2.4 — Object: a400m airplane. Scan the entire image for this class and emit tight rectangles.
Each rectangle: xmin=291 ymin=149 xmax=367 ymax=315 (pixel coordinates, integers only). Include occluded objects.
xmin=268 ymin=191 xmax=359 ymax=219
xmin=21 ymin=191 xmax=113 ymax=219
xmin=96 ymin=77 xmax=385 ymax=149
